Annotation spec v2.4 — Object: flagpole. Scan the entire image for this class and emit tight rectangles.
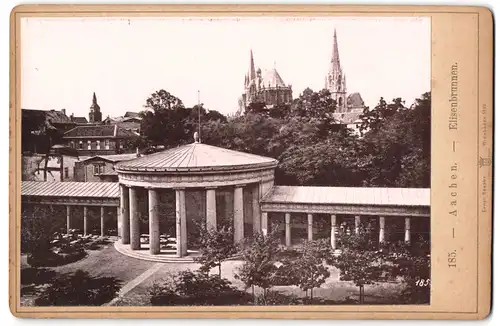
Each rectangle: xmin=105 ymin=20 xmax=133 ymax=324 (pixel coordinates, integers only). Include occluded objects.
xmin=198 ymin=90 xmax=201 ymax=143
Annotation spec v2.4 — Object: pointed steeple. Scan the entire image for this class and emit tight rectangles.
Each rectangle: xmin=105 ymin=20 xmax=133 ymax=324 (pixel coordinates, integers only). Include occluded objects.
xmin=89 ymin=91 xmax=102 ymax=123
xmin=331 ymin=29 xmax=341 ymax=73
xmin=249 ymin=50 xmax=256 ymax=81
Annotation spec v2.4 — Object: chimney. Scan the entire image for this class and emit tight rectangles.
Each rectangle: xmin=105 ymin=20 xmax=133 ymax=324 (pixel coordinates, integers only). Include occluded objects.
xmin=61 ymin=108 xmax=66 ymax=115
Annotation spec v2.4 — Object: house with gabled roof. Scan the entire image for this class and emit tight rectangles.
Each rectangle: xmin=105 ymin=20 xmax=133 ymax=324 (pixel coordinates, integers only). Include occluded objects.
xmin=74 ymin=153 xmax=138 ymax=182
xmin=63 ymin=124 xmax=140 ymax=156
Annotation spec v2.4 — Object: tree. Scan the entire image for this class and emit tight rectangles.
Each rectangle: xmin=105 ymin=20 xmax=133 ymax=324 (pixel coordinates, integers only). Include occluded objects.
xmin=144 ymin=89 xmax=185 ymax=111
xmin=234 ymin=228 xmax=282 ymax=303
xmin=21 ymin=206 xmax=62 ymax=258
xmin=141 ymin=89 xmax=228 ymax=147
xmin=331 ymin=225 xmax=387 ymax=304
xmin=384 ymin=238 xmax=431 ymax=304
xmin=277 ymin=130 xmax=367 ymax=186
xmin=356 ymin=93 xmax=431 ymax=187
xmin=194 ymin=222 xmax=238 ymax=278
xmin=290 ymin=88 xmax=338 ymax=138
xmin=358 ymin=97 xmax=405 ymax=134
xmin=140 ymin=89 xmax=192 ymax=147
xmin=291 ymin=239 xmax=331 ymax=299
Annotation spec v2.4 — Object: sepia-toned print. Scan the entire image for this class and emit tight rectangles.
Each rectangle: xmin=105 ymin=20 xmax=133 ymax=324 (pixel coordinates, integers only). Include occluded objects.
xmin=19 ymin=16 xmax=431 ymax=308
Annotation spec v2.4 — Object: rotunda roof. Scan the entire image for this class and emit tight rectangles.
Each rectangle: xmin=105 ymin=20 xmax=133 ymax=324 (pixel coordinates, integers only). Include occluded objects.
xmin=115 ymin=142 xmax=278 ymax=173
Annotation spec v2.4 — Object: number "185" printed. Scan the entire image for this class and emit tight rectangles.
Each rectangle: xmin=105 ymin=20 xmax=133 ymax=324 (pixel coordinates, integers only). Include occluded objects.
xmin=415 ymin=279 xmax=430 ymax=287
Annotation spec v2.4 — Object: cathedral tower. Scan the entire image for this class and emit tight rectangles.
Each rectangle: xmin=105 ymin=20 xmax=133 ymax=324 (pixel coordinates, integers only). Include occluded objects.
xmin=89 ymin=92 xmax=102 ymax=123
xmin=325 ymin=29 xmax=348 ymax=113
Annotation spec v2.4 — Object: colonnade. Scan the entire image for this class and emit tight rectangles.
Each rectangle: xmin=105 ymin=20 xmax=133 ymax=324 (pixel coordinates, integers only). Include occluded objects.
xmin=119 ymin=183 xmax=262 ymax=258
xmin=261 ymin=212 xmax=413 ymax=249
xmin=62 ymin=205 xmax=118 ymax=237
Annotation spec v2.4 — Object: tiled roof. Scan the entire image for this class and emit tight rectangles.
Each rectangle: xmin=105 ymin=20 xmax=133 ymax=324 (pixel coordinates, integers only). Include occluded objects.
xmin=261 ymin=186 xmax=430 ymax=207
xmin=23 ymin=109 xmax=74 ymax=125
xmin=71 ymin=116 xmax=88 ymax=124
xmin=124 ymin=111 xmax=140 ymax=118
xmin=22 ymin=181 xmax=119 ymax=198
xmin=347 ymin=92 xmax=365 ymax=108
xmin=81 ymin=153 xmax=138 ymax=163
xmin=63 ymin=125 xmax=139 ymax=138
xmin=116 ymin=142 xmax=278 ymax=172
xmin=99 ymin=170 xmax=119 ymax=176
xmin=331 ymin=112 xmax=362 ymax=124
xmin=262 ymin=68 xmax=287 ymax=88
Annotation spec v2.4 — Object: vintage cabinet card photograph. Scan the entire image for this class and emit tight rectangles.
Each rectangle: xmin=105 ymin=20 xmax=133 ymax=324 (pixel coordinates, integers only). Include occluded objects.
xmin=8 ymin=4 xmax=493 ymax=320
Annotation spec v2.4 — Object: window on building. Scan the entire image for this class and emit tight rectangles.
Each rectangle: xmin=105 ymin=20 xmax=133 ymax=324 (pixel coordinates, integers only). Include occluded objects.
xmin=87 ymin=140 xmax=91 ymax=150
xmin=93 ymin=164 xmax=104 ymax=175
xmin=70 ymin=141 xmax=75 ymax=148
xmin=105 ymin=139 xmax=110 ymax=150
xmin=96 ymin=140 xmax=101 ymax=150
xmin=79 ymin=141 xmax=83 ymax=149
xmin=119 ymin=140 xmax=124 ymax=149
xmin=64 ymin=167 xmax=69 ymax=178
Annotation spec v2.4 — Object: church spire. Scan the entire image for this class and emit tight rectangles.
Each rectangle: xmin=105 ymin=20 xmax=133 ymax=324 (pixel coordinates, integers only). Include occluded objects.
xmin=331 ymin=29 xmax=341 ymax=73
xmin=89 ymin=91 xmax=102 ymax=123
xmin=249 ymin=50 xmax=256 ymax=80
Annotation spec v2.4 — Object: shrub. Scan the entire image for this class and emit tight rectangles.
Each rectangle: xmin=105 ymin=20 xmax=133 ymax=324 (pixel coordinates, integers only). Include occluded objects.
xmin=194 ymin=221 xmax=237 ymax=277
xmin=35 ymin=269 xmax=121 ymax=306
xmin=235 ymin=227 xmax=282 ymax=302
xmin=255 ymin=290 xmax=301 ymax=305
xmin=150 ymin=270 xmax=251 ymax=306
xmin=27 ymin=248 xmax=87 ymax=268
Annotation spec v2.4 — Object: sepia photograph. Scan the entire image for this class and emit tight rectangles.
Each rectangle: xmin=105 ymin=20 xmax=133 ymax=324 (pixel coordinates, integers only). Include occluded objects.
xmin=19 ymin=15 xmax=431 ymax=308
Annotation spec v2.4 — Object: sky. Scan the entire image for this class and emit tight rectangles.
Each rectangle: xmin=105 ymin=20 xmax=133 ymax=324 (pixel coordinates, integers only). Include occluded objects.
xmin=21 ymin=16 xmax=430 ymax=117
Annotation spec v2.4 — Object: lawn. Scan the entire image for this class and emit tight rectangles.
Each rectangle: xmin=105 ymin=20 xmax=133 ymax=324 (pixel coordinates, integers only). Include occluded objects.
xmin=109 ymin=260 xmax=405 ymax=306
xmin=21 ymin=241 xmax=406 ymax=306
xmin=20 ymin=239 xmax=156 ymax=306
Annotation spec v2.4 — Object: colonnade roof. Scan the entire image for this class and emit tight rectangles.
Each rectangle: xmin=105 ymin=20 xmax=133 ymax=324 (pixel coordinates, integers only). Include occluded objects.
xmin=115 ymin=142 xmax=278 ymax=173
xmin=261 ymin=186 xmax=430 ymax=207
xmin=22 ymin=181 xmax=119 ymax=198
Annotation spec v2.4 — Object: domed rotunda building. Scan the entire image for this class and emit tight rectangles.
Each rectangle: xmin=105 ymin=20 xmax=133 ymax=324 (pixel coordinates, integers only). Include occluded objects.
xmin=114 ymin=136 xmax=278 ymax=259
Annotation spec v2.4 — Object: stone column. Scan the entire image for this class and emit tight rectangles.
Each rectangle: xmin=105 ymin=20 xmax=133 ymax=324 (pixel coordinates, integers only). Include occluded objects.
xmin=66 ymin=205 xmax=71 ymax=234
xmin=206 ymin=188 xmax=217 ymax=230
xmin=379 ymin=216 xmax=385 ymax=243
xmin=175 ymin=189 xmax=187 ymax=257
xmin=224 ymin=191 xmax=232 ymax=223
xmin=120 ymin=184 xmax=130 ymax=244
xmin=100 ymin=206 xmax=105 ymax=237
xmin=83 ymin=206 xmax=88 ymax=236
xmin=307 ymin=213 xmax=313 ymax=241
xmin=405 ymin=217 xmax=411 ymax=243
xmin=233 ymin=186 xmax=244 ymax=244
xmin=261 ymin=212 xmax=268 ymax=236
xmin=330 ymin=214 xmax=337 ymax=249
xmin=355 ymin=215 xmax=361 ymax=234
xmin=285 ymin=213 xmax=291 ymax=247
xmin=116 ymin=206 xmax=121 ymax=238
xmin=252 ymin=184 xmax=261 ymax=234
xmin=129 ymin=187 xmax=141 ymax=250
xmin=148 ymin=188 xmax=160 ymax=255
